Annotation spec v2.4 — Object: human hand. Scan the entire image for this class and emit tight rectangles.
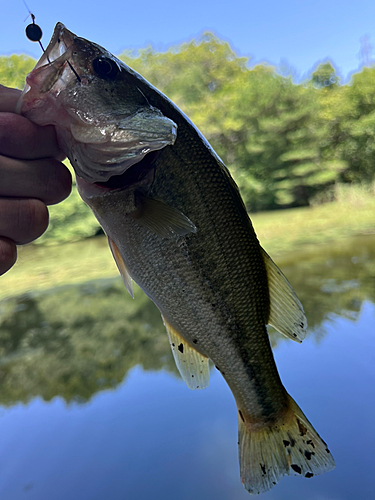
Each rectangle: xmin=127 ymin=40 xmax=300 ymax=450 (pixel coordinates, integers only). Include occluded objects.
xmin=0 ymin=84 xmax=72 ymax=275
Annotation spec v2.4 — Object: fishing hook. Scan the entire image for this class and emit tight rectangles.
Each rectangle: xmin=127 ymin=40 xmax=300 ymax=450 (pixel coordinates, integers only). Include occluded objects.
xmin=23 ymin=1 xmax=81 ymax=83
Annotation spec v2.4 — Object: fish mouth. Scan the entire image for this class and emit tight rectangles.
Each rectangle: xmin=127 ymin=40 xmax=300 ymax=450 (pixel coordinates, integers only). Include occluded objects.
xmin=15 ymin=23 xmax=77 ymax=114
xmin=17 ymin=23 xmax=178 ymax=184
xmin=36 ymin=22 xmax=75 ymax=70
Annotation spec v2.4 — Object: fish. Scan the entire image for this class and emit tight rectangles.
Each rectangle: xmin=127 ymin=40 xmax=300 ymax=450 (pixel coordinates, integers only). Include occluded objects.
xmin=17 ymin=23 xmax=335 ymax=494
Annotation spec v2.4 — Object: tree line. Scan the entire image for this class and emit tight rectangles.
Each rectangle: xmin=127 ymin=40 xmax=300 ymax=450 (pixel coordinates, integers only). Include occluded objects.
xmin=1 ymin=33 xmax=374 ymax=226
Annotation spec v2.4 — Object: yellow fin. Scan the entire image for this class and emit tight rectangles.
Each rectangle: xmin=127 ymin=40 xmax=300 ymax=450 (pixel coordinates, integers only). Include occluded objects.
xmin=132 ymin=192 xmax=197 ymax=238
xmin=108 ymin=237 xmax=134 ymax=298
xmin=237 ymin=393 xmax=335 ymax=494
xmin=262 ymin=248 xmax=307 ymax=343
xmin=162 ymin=316 xmax=209 ymax=390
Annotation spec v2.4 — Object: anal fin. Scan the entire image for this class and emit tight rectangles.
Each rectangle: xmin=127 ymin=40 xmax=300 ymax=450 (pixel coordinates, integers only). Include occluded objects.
xmin=108 ymin=237 xmax=134 ymax=298
xmin=262 ymin=247 xmax=307 ymax=343
xmin=162 ymin=316 xmax=210 ymax=390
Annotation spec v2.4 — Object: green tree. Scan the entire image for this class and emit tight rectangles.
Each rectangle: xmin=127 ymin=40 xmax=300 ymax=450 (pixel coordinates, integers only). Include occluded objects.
xmin=120 ymin=32 xmax=247 ymax=127
xmin=311 ymin=61 xmax=339 ymax=89
xmin=122 ymin=40 xmax=343 ymax=210
xmin=193 ymin=64 xmax=342 ymax=209
xmin=339 ymin=67 xmax=375 ymax=183
xmin=0 ymin=54 xmax=35 ymax=89
xmin=1 ymin=35 xmax=374 ymax=239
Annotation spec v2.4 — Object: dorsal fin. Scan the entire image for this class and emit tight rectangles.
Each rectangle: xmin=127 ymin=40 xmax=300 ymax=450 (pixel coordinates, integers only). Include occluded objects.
xmin=261 ymin=248 xmax=307 ymax=343
xmin=108 ymin=237 xmax=134 ymax=298
xmin=162 ymin=316 xmax=210 ymax=390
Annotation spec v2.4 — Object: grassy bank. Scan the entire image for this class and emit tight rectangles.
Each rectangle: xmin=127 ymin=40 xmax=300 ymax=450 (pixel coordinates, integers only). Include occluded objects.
xmin=256 ymin=186 xmax=375 ymax=256
xmin=1 ymin=190 xmax=374 ymax=300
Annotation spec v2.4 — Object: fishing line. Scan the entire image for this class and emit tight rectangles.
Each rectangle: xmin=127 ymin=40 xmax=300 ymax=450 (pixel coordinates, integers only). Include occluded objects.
xmin=22 ymin=1 xmax=81 ymax=83
xmin=66 ymin=61 xmax=82 ymax=83
xmin=23 ymin=0 xmax=50 ymax=62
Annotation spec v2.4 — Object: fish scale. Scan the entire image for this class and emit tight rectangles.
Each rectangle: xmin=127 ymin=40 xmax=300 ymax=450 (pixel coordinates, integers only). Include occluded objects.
xmin=17 ymin=22 xmax=335 ymax=494
xmin=100 ymin=134 xmax=289 ymax=420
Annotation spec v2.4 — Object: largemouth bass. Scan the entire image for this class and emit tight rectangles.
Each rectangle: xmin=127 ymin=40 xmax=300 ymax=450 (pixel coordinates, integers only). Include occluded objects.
xmin=17 ymin=23 xmax=335 ymax=494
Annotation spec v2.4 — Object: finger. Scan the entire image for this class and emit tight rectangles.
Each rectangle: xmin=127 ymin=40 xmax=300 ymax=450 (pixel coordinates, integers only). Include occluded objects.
xmin=0 ymin=112 xmax=63 ymax=160
xmin=0 ymin=198 xmax=49 ymax=245
xmin=0 ymin=85 xmax=21 ymax=113
xmin=0 ymin=237 xmax=17 ymax=276
xmin=0 ymin=155 xmax=72 ymax=205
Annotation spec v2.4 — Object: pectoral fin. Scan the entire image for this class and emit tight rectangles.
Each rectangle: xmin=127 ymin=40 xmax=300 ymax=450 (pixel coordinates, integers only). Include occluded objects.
xmin=108 ymin=237 xmax=134 ymax=298
xmin=131 ymin=192 xmax=197 ymax=238
xmin=162 ymin=316 xmax=210 ymax=390
xmin=262 ymin=248 xmax=307 ymax=343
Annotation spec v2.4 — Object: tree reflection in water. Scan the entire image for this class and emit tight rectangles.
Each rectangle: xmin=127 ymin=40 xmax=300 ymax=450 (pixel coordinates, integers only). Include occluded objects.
xmin=0 ymin=234 xmax=374 ymax=407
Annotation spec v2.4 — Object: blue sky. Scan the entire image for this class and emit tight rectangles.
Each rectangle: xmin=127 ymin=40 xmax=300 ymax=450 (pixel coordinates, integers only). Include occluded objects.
xmin=3 ymin=0 xmax=375 ymax=81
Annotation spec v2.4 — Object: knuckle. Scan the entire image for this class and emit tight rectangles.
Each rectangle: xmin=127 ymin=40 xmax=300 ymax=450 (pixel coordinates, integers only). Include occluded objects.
xmin=44 ymin=161 xmax=72 ymax=205
xmin=0 ymin=198 xmax=48 ymax=245
xmin=21 ymin=199 xmax=49 ymax=241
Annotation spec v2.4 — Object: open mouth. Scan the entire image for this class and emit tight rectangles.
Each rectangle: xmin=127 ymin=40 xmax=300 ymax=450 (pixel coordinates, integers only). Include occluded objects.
xmin=37 ymin=23 xmax=73 ymax=68
xmin=17 ymin=23 xmax=178 ymax=186
xmin=44 ymin=24 xmax=84 ymax=83
xmin=15 ymin=23 xmax=77 ymax=116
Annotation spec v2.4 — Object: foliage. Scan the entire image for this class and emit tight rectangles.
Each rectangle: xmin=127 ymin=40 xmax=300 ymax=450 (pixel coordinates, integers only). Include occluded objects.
xmin=120 ymin=41 xmax=346 ymax=210
xmin=339 ymin=68 xmax=375 ymax=183
xmin=119 ymin=40 xmax=373 ymax=210
xmin=0 ymin=54 xmax=35 ymax=89
xmin=1 ymin=35 xmax=375 ymax=244
xmin=311 ymin=61 xmax=339 ymax=89
xmin=0 ymin=280 xmax=176 ymax=405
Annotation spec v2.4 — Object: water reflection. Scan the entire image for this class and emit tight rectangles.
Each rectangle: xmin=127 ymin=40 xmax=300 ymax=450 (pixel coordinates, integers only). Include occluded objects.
xmin=0 ymin=235 xmax=374 ymax=406
xmin=0 ymin=280 xmax=176 ymax=406
xmin=276 ymin=234 xmax=375 ymax=333
xmin=0 ymin=235 xmax=374 ymax=499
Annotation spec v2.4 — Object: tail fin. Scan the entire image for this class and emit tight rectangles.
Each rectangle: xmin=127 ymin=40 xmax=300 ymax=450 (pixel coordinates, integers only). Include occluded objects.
xmin=237 ymin=394 xmax=335 ymax=494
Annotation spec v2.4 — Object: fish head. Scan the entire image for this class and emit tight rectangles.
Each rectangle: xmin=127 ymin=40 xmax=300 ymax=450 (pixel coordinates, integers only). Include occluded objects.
xmin=17 ymin=23 xmax=177 ymax=183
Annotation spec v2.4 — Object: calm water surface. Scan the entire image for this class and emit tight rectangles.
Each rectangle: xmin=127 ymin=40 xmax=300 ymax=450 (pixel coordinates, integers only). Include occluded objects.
xmin=0 ymin=235 xmax=374 ymax=500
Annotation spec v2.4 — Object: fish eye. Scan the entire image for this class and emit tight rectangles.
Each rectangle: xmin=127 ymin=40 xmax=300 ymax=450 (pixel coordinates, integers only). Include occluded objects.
xmin=92 ymin=57 xmax=119 ymax=79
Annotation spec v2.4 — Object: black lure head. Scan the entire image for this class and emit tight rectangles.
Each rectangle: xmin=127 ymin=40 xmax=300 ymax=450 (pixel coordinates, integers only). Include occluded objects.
xmin=23 ymin=2 xmax=47 ymax=56
xmin=25 ymin=21 xmax=42 ymax=42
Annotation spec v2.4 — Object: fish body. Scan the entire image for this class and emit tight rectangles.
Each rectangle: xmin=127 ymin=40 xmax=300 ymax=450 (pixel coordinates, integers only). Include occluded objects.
xmin=87 ymin=126 xmax=284 ymax=415
xmin=18 ymin=24 xmax=335 ymax=494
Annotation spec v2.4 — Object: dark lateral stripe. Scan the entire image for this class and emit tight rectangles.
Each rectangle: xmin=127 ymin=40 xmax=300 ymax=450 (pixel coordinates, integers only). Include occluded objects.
xmin=241 ymin=328 xmax=287 ymax=420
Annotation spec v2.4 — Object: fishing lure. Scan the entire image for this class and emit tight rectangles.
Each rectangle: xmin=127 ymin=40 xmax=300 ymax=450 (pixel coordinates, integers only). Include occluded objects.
xmin=23 ymin=3 xmax=81 ymax=82
xmin=25 ymin=13 xmax=43 ymax=43
xmin=23 ymin=1 xmax=46 ymax=56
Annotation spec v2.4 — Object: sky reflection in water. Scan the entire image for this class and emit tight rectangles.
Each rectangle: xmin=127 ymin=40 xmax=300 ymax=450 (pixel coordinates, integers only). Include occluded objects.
xmin=0 ymin=235 xmax=374 ymax=499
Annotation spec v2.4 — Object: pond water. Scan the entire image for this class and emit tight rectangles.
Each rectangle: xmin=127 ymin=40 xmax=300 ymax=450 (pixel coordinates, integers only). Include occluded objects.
xmin=0 ymin=235 xmax=374 ymax=500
